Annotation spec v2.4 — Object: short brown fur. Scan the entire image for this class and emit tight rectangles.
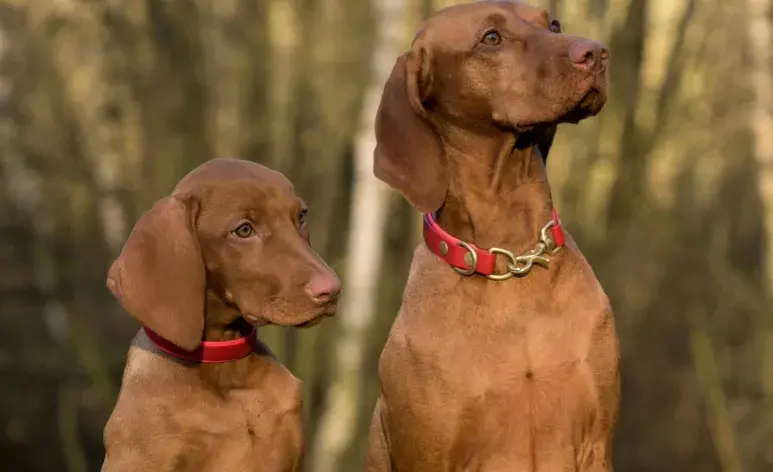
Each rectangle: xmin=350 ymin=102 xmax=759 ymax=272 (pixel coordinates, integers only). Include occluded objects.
xmin=366 ymin=2 xmax=619 ymax=471
xmin=102 ymin=158 xmax=341 ymax=472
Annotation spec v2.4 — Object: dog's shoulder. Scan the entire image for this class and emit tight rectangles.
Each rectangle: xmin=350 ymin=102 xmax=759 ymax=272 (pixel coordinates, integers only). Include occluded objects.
xmin=259 ymin=358 xmax=304 ymax=417
xmin=102 ymin=380 xmax=192 ymax=463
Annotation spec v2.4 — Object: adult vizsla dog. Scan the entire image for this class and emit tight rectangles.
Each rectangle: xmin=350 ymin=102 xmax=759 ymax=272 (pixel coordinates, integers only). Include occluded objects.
xmin=102 ymin=158 xmax=341 ymax=472
xmin=366 ymin=2 xmax=619 ymax=471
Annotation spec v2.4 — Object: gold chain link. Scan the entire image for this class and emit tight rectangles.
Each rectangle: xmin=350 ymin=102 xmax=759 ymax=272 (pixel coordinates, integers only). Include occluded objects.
xmin=453 ymin=219 xmax=562 ymax=280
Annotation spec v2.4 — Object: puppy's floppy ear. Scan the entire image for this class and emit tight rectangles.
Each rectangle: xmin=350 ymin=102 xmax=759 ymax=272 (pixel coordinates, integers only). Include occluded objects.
xmin=374 ymin=41 xmax=447 ymax=213
xmin=536 ymin=124 xmax=558 ymax=163
xmin=106 ymin=196 xmax=205 ymax=351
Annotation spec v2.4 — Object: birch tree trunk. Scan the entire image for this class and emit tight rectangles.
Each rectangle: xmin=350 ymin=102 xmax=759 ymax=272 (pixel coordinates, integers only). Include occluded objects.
xmin=746 ymin=0 xmax=773 ymax=434
xmin=309 ymin=0 xmax=407 ymax=470
xmin=747 ymin=0 xmax=773 ymax=290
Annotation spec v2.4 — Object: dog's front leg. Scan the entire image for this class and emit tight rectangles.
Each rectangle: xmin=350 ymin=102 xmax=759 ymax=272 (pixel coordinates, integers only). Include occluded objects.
xmin=364 ymin=397 xmax=394 ymax=472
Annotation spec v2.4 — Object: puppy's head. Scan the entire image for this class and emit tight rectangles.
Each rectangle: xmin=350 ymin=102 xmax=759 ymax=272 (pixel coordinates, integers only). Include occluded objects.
xmin=106 ymin=158 xmax=341 ymax=351
xmin=374 ymin=0 xmax=609 ymax=212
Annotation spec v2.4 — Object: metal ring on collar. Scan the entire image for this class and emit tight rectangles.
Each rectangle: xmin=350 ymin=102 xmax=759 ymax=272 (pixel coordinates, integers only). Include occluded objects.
xmin=452 ymin=241 xmax=478 ymax=276
xmin=487 ymin=247 xmax=517 ymax=281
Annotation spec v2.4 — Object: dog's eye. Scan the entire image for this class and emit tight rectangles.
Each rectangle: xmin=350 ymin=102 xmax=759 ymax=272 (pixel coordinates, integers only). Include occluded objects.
xmin=549 ymin=20 xmax=561 ymax=33
xmin=298 ymin=209 xmax=308 ymax=227
xmin=481 ymin=30 xmax=502 ymax=46
xmin=233 ymin=223 xmax=254 ymax=238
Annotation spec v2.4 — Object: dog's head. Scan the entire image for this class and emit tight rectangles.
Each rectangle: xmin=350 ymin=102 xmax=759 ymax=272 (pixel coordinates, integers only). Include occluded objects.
xmin=374 ymin=0 xmax=609 ymax=212
xmin=106 ymin=158 xmax=341 ymax=350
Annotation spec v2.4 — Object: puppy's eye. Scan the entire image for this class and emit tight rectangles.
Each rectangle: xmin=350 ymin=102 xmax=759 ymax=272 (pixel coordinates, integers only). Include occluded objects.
xmin=232 ymin=222 xmax=255 ymax=238
xmin=549 ymin=20 xmax=561 ymax=33
xmin=298 ymin=209 xmax=308 ymax=227
xmin=481 ymin=30 xmax=502 ymax=46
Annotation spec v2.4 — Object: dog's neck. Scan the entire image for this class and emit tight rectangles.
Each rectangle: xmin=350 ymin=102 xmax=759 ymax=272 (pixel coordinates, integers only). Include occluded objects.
xmin=192 ymin=292 xmax=262 ymax=388
xmin=436 ymin=129 xmax=555 ymax=252
xmin=202 ymin=291 xmax=250 ymax=340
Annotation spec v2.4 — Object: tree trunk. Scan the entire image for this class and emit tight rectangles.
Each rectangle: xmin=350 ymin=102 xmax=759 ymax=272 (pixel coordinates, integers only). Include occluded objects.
xmin=746 ymin=0 xmax=773 ymax=444
xmin=308 ymin=1 xmax=407 ymax=471
xmin=747 ymin=0 xmax=773 ymax=290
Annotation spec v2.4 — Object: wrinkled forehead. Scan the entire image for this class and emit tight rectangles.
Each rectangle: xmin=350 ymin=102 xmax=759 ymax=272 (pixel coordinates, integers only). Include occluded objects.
xmin=174 ymin=158 xmax=303 ymax=218
xmin=417 ymin=1 xmax=551 ymax=45
xmin=199 ymin=181 xmax=304 ymax=224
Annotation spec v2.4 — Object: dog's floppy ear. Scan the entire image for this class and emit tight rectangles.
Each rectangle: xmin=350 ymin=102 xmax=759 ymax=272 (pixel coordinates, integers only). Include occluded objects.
xmin=106 ymin=196 xmax=205 ymax=351
xmin=536 ymin=124 xmax=558 ymax=163
xmin=374 ymin=42 xmax=447 ymax=213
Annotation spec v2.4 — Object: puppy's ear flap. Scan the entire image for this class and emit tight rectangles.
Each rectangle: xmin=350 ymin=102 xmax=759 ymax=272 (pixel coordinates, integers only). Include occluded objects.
xmin=536 ymin=124 xmax=558 ymax=163
xmin=106 ymin=196 xmax=205 ymax=351
xmin=374 ymin=43 xmax=447 ymax=213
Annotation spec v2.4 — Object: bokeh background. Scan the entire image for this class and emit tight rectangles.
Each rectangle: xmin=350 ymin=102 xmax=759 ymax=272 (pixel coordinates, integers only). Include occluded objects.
xmin=1 ymin=0 xmax=772 ymax=470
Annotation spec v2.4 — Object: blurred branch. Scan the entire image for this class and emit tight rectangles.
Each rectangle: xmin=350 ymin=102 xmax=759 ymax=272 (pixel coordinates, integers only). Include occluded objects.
xmin=746 ymin=0 xmax=773 ymax=290
xmin=688 ymin=304 xmax=744 ymax=472
xmin=57 ymin=383 xmax=89 ymax=472
xmin=705 ymin=191 xmax=772 ymax=468
xmin=606 ymin=0 xmax=697 ymax=225
xmin=69 ymin=315 xmax=118 ymax=408
xmin=763 ymin=331 xmax=773 ymax=401
xmin=707 ymin=210 xmax=773 ymax=321
xmin=266 ymin=0 xmax=302 ymax=172
xmin=649 ymin=0 xmax=696 ymax=145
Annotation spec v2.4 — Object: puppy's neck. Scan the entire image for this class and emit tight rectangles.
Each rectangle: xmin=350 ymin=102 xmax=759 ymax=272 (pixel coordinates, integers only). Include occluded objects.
xmin=437 ymin=129 xmax=554 ymax=253
xmin=204 ymin=291 xmax=250 ymax=342
xmin=193 ymin=291 xmax=261 ymax=388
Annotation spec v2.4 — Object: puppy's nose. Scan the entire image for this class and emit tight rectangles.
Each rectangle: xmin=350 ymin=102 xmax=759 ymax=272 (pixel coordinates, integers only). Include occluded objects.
xmin=305 ymin=273 xmax=342 ymax=306
xmin=569 ymin=39 xmax=608 ymax=70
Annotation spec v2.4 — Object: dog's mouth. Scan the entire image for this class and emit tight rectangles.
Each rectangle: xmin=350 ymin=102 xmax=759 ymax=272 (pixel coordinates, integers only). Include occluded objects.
xmin=242 ymin=313 xmax=270 ymax=327
xmin=561 ymin=87 xmax=605 ymax=123
xmin=245 ymin=301 xmax=338 ymax=328
xmin=293 ymin=306 xmax=337 ymax=328
xmin=294 ymin=317 xmax=324 ymax=328
xmin=510 ymin=85 xmax=606 ymax=133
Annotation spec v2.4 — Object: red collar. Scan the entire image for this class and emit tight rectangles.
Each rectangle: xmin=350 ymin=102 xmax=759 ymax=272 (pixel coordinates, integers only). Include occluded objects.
xmin=143 ymin=326 xmax=258 ymax=363
xmin=423 ymin=208 xmax=566 ymax=278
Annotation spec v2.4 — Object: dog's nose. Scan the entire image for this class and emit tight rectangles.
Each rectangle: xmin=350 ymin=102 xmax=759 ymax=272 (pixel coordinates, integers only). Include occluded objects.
xmin=569 ymin=39 xmax=608 ymax=70
xmin=305 ymin=273 xmax=342 ymax=306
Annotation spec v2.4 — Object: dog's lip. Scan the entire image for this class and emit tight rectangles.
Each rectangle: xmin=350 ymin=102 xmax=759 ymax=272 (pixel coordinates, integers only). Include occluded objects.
xmin=247 ymin=309 xmax=336 ymax=328
xmin=295 ymin=317 xmax=323 ymax=328
xmin=513 ymin=121 xmax=537 ymax=132
xmin=294 ymin=311 xmax=333 ymax=328
xmin=243 ymin=314 xmax=269 ymax=327
xmin=511 ymin=86 xmax=603 ymax=131
xmin=559 ymin=88 xmax=602 ymax=123
xmin=297 ymin=304 xmax=339 ymax=326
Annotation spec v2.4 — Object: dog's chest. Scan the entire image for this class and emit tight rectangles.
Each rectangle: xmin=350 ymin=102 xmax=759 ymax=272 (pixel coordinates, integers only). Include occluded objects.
xmin=380 ymin=263 xmax=618 ymax=467
xmin=396 ymin=277 xmax=610 ymax=382
xmin=186 ymin=397 xmax=302 ymax=472
xmin=388 ymin=299 xmax=605 ymax=396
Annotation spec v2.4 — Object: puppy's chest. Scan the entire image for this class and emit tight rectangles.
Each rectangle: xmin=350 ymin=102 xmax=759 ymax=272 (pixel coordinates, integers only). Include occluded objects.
xmin=179 ymin=397 xmax=301 ymax=472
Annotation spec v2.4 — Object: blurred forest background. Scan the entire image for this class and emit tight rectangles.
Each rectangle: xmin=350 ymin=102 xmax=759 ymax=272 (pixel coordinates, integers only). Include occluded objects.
xmin=0 ymin=0 xmax=771 ymax=470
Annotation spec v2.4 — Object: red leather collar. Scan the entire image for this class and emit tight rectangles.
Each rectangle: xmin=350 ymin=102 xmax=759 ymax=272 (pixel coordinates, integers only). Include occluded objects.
xmin=143 ymin=326 xmax=258 ymax=363
xmin=423 ymin=208 xmax=566 ymax=277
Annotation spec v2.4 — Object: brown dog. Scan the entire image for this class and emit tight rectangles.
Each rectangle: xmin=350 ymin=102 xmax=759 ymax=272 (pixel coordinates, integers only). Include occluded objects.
xmin=365 ymin=2 xmax=619 ymax=471
xmin=101 ymin=158 xmax=341 ymax=472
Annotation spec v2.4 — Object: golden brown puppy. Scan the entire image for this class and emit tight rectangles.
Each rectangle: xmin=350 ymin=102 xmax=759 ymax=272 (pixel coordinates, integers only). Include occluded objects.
xmin=366 ymin=2 xmax=619 ymax=471
xmin=102 ymin=158 xmax=341 ymax=472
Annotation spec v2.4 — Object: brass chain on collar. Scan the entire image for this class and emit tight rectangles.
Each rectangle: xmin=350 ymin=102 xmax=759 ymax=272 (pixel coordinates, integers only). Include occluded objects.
xmin=453 ymin=219 xmax=563 ymax=281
